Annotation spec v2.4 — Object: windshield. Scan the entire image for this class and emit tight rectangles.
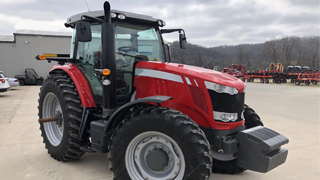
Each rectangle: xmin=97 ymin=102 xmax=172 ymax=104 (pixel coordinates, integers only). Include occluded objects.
xmin=71 ymin=22 xmax=165 ymax=63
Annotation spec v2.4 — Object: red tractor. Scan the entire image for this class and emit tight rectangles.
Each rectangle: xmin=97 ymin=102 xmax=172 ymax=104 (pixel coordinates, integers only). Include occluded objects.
xmin=36 ymin=2 xmax=288 ymax=179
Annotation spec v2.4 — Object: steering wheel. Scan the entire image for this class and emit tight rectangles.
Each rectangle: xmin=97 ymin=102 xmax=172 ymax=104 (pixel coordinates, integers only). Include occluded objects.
xmin=118 ymin=46 xmax=138 ymax=53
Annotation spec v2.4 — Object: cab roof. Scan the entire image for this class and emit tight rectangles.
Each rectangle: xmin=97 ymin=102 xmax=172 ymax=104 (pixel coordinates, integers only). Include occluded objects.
xmin=66 ymin=10 xmax=161 ymax=27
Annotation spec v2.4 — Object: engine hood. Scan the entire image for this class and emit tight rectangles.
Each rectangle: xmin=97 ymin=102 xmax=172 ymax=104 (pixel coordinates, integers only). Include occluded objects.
xmin=135 ymin=61 xmax=246 ymax=93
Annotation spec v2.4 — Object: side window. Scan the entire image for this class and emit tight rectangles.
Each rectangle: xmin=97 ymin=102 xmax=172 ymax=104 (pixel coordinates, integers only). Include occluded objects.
xmin=74 ymin=25 xmax=104 ymax=104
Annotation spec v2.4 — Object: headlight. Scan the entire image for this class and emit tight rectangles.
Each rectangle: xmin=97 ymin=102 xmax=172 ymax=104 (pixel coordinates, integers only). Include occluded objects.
xmin=214 ymin=111 xmax=238 ymax=122
xmin=243 ymin=86 xmax=246 ymax=93
xmin=205 ymin=81 xmax=239 ymax=95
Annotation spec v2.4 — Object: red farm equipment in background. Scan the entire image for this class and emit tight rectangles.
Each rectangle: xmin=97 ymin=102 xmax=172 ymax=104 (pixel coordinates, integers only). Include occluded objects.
xmin=222 ymin=64 xmax=247 ymax=78
xmin=242 ymin=63 xmax=285 ymax=84
xmin=295 ymin=70 xmax=320 ymax=86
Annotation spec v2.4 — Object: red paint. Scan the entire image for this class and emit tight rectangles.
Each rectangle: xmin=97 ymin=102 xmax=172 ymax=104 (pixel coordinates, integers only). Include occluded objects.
xmin=134 ymin=61 xmax=245 ymax=130
xmin=50 ymin=64 xmax=97 ymax=107
xmin=50 ymin=61 xmax=246 ymax=130
xmin=136 ymin=61 xmax=246 ymax=93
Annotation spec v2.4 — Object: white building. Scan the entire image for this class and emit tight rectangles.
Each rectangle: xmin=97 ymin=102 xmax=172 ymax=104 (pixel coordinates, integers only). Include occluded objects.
xmin=0 ymin=30 xmax=72 ymax=78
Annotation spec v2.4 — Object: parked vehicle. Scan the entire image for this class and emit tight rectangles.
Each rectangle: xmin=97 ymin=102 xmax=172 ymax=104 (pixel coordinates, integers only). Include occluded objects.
xmin=15 ymin=68 xmax=43 ymax=85
xmin=0 ymin=74 xmax=10 ymax=92
xmin=35 ymin=1 xmax=289 ymax=179
xmin=0 ymin=71 xmax=20 ymax=87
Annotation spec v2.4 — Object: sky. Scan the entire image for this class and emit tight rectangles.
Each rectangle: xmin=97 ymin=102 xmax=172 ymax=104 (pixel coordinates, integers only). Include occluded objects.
xmin=0 ymin=0 xmax=319 ymax=47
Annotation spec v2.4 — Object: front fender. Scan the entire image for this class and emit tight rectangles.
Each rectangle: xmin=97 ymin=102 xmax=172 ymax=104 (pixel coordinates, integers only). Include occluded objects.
xmin=89 ymin=96 xmax=172 ymax=153
xmin=49 ymin=64 xmax=96 ymax=107
xmin=106 ymin=96 xmax=172 ymax=131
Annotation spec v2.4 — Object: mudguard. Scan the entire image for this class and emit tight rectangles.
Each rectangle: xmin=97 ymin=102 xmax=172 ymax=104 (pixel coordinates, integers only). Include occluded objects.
xmin=90 ymin=95 xmax=172 ymax=152
xmin=49 ymin=64 xmax=96 ymax=107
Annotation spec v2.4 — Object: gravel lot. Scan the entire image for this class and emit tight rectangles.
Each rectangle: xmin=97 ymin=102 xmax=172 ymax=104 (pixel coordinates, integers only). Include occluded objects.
xmin=0 ymin=83 xmax=319 ymax=180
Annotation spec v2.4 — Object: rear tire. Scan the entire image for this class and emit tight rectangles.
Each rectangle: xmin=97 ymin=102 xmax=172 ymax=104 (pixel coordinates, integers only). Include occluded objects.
xmin=295 ymin=81 xmax=300 ymax=86
xmin=19 ymin=80 xmax=25 ymax=86
xmin=312 ymin=80 xmax=317 ymax=85
xmin=108 ymin=107 xmax=212 ymax=180
xmin=38 ymin=75 xmax=87 ymax=161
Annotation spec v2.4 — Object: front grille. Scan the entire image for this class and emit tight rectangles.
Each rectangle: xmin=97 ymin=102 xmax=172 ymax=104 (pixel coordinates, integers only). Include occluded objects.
xmin=207 ymin=89 xmax=245 ymax=122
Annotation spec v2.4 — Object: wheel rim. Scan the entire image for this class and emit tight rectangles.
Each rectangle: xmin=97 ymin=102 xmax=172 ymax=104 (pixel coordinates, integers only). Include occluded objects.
xmin=42 ymin=92 xmax=64 ymax=146
xmin=125 ymin=131 xmax=185 ymax=180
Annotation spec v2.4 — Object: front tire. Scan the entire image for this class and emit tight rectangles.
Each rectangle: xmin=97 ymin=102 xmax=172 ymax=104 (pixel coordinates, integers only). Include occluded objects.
xmin=38 ymin=75 xmax=86 ymax=161
xmin=108 ymin=107 xmax=212 ymax=180
xmin=244 ymin=104 xmax=263 ymax=128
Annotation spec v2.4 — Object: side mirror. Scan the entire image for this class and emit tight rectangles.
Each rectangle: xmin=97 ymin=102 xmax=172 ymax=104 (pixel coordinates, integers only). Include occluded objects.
xmin=75 ymin=21 xmax=92 ymax=42
xmin=179 ymin=33 xmax=187 ymax=49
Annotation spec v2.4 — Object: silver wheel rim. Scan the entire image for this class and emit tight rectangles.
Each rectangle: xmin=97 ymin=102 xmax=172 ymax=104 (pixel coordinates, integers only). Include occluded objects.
xmin=125 ymin=131 xmax=185 ymax=180
xmin=43 ymin=92 xmax=63 ymax=146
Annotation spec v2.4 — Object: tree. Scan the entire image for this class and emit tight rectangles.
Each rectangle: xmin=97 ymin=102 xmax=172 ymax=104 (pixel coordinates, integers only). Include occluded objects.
xmin=307 ymin=36 xmax=320 ymax=68
xmin=280 ymin=36 xmax=297 ymax=66
xmin=293 ymin=37 xmax=307 ymax=65
xmin=236 ymin=45 xmax=250 ymax=65
xmin=261 ymin=39 xmax=280 ymax=64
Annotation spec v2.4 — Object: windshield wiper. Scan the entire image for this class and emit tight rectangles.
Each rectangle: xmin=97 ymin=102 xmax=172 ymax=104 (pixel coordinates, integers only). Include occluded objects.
xmin=115 ymin=52 xmax=137 ymax=58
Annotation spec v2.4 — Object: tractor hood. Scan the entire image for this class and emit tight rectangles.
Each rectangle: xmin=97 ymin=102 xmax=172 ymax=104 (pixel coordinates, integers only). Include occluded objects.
xmin=135 ymin=61 xmax=246 ymax=93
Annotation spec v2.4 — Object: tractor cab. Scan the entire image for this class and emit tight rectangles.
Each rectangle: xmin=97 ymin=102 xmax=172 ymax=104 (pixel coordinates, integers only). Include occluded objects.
xmin=66 ymin=10 xmax=186 ymax=106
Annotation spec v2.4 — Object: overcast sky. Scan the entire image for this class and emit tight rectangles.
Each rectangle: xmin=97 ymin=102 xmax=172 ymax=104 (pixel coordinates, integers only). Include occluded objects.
xmin=0 ymin=0 xmax=319 ymax=47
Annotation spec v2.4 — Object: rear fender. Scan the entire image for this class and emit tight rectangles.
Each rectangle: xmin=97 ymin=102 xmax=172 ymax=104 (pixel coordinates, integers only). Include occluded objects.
xmin=49 ymin=64 xmax=96 ymax=107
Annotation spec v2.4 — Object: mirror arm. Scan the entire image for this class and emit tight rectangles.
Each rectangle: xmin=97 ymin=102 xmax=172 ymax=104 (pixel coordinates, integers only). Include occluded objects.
xmin=160 ymin=29 xmax=184 ymax=34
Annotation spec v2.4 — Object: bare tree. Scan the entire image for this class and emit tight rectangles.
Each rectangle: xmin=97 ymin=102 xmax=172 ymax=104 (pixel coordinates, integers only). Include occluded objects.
xmin=280 ymin=36 xmax=297 ymax=66
xmin=261 ymin=39 xmax=280 ymax=64
xmin=293 ymin=37 xmax=307 ymax=65
xmin=307 ymin=36 xmax=320 ymax=68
